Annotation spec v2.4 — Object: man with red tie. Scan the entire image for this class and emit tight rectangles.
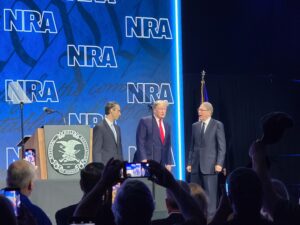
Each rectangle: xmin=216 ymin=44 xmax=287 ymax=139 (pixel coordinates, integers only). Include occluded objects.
xmin=134 ymin=100 xmax=173 ymax=171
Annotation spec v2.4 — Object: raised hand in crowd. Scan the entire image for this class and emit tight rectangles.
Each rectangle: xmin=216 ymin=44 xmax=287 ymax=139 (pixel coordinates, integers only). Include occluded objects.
xmin=250 ymin=140 xmax=300 ymax=225
xmin=74 ymin=158 xmax=122 ymax=219
xmin=148 ymin=160 xmax=207 ymax=225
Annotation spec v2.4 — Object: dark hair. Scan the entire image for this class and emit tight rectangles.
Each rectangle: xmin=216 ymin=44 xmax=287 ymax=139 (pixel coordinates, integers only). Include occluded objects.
xmin=166 ymin=180 xmax=190 ymax=210
xmin=105 ymin=102 xmax=119 ymax=115
xmin=112 ymin=179 xmax=154 ymax=225
xmin=227 ymin=167 xmax=262 ymax=213
xmin=80 ymin=162 xmax=104 ymax=194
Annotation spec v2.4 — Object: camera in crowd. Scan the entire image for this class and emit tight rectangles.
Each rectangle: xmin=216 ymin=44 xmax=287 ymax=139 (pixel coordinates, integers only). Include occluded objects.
xmin=122 ymin=161 xmax=151 ymax=178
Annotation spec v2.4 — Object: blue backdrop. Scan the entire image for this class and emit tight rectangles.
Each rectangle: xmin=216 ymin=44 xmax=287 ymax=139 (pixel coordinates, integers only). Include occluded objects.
xmin=0 ymin=0 xmax=184 ymax=180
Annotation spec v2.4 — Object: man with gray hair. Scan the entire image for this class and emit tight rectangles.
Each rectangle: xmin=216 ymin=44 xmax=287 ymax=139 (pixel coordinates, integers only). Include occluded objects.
xmin=6 ymin=160 xmax=52 ymax=225
xmin=134 ymin=100 xmax=173 ymax=170
xmin=187 ymin=102 xmax=226 ymax=219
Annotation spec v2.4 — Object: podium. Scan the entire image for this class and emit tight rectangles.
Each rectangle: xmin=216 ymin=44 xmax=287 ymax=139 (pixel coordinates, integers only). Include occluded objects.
xmin=22 ymin=125 xmax=93 ymax=180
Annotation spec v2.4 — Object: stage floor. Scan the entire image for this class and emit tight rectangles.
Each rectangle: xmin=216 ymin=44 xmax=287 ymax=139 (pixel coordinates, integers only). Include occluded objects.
xmin=1 ymin=178 xmax=167 ymax=224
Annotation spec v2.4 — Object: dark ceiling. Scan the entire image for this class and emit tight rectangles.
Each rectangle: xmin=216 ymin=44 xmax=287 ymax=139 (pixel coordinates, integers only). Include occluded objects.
xmin=182 ymin=0 xmax=300 ymax=78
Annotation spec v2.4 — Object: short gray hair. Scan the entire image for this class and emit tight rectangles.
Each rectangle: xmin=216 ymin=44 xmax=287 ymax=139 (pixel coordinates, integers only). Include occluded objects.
xmin=6 ymin=160 xmax=36 ymax=189
xmin=200 ymin=102 xmax=213 ymax=115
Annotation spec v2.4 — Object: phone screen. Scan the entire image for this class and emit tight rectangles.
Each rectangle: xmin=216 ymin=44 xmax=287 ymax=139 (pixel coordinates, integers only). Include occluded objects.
xmin=1 ymin=188 xmax=21 ymax=216
xmin=124 ymin=162 xmax=150 ymax=178
xmin=23 ymin=149 xmax=36 ymax=166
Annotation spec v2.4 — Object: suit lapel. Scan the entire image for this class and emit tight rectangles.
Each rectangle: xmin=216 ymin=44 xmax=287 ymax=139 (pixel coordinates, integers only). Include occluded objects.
xmin=115 ymin=125 xmax=121 ymax=147
xmin=204 ymin=118 xmax=214 ymax=137
xmin=104 ymin=119 xmax=117 ymax=145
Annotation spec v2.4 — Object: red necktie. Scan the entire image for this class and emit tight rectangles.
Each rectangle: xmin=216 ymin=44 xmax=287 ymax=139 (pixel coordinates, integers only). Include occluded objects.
xmin=159 ymin=119 xmax=165 ymax=144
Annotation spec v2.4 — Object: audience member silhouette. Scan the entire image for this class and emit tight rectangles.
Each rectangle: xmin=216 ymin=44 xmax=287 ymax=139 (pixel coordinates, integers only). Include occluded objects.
xmin=6 ymin=160 xmax=52 ymax=225
xmin=210 ymin=167 xmax=273 ymax=225
xmin=74 ymin=158 xmax=206 ymax=225
xmin=0 ymin=195 xmax=17 ymax=225
xmin=152 ymin=180 xmax=190 ymax=225
xmin=55 ymin=162 xmax=105 ymax=225
xmin=260 ymin=178 xmax=290 ymax=221
xmin=189 ymin=183 xmax=208 ymax=220
xmin=250 ymin=140 xmax=300 ymax=225
xmin=112 ymin=179 xmax=155 ymax=225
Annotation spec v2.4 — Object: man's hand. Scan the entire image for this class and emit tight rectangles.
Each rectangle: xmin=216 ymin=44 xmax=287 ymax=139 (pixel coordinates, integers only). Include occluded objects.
xmin=215 ymin=164 xmax=223 ymax=173
xmin=148 ymin=160 xmax=176 ymax=189
xmin=101 ymin=158 xmax=123 ymax=188
xmin=186 ymin=165 xmax=192 ymax=173
xmin=165 ymin=165 xmax=172 ymax=172
xmin=142 ymin=159 xmax=147 ymax=162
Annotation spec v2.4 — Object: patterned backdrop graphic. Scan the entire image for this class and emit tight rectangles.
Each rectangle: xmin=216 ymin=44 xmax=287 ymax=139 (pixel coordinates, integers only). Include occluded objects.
xmin=0 ymin=0 xmax=182 ymax=179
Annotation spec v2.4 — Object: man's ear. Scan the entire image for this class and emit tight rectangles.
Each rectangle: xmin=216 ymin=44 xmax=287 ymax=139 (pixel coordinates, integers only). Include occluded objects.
xmin=28 ymin=180 xmax=34 ymax=192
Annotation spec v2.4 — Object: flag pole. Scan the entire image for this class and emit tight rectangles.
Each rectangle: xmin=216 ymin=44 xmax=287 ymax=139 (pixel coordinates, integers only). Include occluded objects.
xmin=201 ymin=70 xmax=206 ymax=104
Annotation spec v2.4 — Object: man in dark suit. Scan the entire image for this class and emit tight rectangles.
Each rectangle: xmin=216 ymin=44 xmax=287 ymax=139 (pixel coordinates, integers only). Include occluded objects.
xmin=92 ymin=102 xmax=123 ymax=164
xmin=55 ymin=162 xmax=105 ymax=225
xmin=134 ymin=100 xmax=173 ymax=170
xmin=187 ymin=102 xmax=226 ymax=219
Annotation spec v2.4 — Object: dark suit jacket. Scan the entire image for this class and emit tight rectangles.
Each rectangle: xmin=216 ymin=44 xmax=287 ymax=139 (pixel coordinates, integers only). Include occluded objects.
xmin=55 ymin=204 xmax=77 ymax=225
xmin=20 ymin=194 xmax=52 ymax=225
xmin=134 ymin=115 xmax=172 ymax=165
xmin=152 ymin=213 xmax=185 ymax=225
xmin=92 ymin=119 xmax=123 ymax=165
xmin=188 ymin=118 xmax=226 ymax=174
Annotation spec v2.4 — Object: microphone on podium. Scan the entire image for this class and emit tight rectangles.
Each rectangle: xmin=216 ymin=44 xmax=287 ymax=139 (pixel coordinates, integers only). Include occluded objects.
xmin=42 ymin=107 xmax=67 ymax=125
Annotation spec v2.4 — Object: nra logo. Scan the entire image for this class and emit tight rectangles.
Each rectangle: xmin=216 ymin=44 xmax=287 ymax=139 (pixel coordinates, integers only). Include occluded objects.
xmin=3 ymin=9 xmax=57 ymax=33
xmin=126 ymin=16 xmax=172 ymax=39
xmin=127 ymin=82 xmax=174 ymax=104
xmin=5 ymin=79 xmax=59 ymax=103
xmin=67 ymin=45 xmax=117 ymax=68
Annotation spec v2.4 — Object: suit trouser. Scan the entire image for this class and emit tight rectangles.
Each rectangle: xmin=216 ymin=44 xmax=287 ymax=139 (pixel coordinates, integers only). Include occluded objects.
xmin=190 ymin=170 xmax=218 ymax=219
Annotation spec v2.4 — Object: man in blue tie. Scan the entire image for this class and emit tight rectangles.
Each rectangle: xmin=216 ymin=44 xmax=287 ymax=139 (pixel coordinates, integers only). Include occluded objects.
xmin=187 ymin=102 xmax=226 ymax=220
xmin=92 ymin=102 xmax=123 ymax=165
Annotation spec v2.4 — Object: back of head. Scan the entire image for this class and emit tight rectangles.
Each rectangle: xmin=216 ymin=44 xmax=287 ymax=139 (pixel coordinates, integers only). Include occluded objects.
xmin=189 ymin=183 xmax=208 ymax=218
xmin=227 ymin=167 xmax=262 ymax=215
xmin=6 ymin=160 xmax=36 ymax=194
xmin=80 ymin=162 xmax=104 ymax=194
xmin=166 ymin=180 xmax=190 ymax=212
xmin=112 ymin=179 xmax=154 ymax=225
